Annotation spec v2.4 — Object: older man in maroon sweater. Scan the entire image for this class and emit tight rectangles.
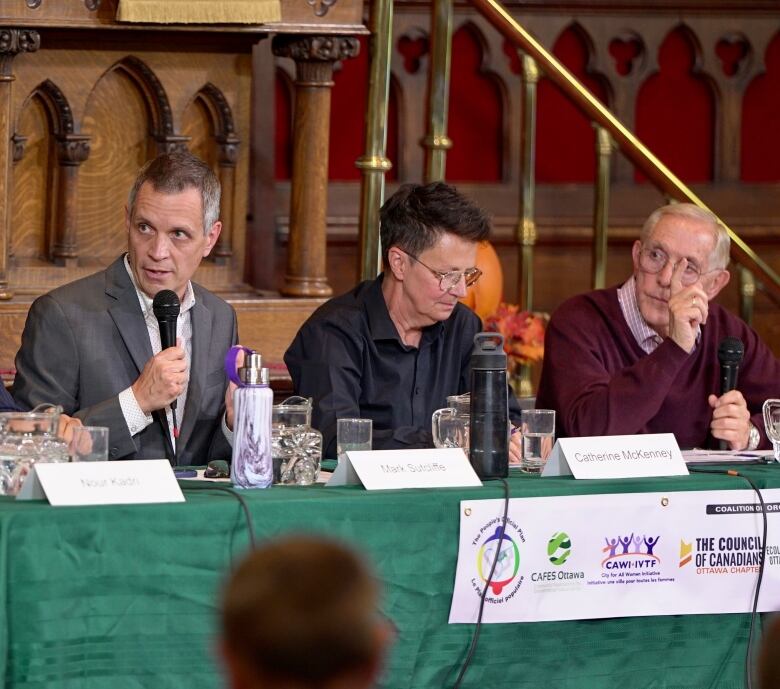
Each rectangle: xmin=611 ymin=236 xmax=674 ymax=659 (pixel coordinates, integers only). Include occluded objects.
xmin=537 ymin=203 xmax=780 ymax=450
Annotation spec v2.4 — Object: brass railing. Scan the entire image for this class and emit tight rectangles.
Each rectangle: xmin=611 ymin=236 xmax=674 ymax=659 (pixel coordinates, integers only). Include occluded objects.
xmin=356 ymin=0 xmax=780 ymax=321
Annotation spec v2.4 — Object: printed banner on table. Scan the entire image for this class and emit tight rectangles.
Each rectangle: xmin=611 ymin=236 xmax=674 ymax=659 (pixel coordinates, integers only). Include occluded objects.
xmin=449 ymin=489 xmax=780 ymax=623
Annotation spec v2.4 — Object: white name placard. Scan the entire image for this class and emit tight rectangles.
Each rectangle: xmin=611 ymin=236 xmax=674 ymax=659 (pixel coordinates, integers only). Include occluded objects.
xmin=17 ymin=459 xmax=185 ymax=505
xmin=542 ymin=433 xmax=688 ymax=479
xmin=328 ymin=448 xmax=482 ymax=490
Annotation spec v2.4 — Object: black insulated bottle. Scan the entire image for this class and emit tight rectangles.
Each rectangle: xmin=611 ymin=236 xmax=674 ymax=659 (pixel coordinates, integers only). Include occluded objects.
xmin=469 ymin=332 xmax=509 ymax=479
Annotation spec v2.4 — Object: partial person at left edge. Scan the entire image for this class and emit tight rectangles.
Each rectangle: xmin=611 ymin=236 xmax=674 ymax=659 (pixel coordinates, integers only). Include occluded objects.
xmin=11 ymin=151 xmax=238 ymax=465
xmin=0 ymin=385 xmax=17 ymax=412
xmin=0 ymin=384 xmax=82 ymax=443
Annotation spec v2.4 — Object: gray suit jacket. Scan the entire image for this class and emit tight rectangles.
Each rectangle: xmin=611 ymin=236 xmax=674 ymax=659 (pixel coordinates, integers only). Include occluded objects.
xmin=12 ymin=256 xmax=238 ymax=466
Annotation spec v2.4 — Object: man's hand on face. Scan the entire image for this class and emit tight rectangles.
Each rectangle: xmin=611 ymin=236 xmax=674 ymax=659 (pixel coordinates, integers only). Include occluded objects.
xmin=708 ymin=390 xmax=751 ymax=450
xmin=132 ymin=343 xmax=187 ymax=414
xmin=667 ymin=258 xmax=709 ymax=353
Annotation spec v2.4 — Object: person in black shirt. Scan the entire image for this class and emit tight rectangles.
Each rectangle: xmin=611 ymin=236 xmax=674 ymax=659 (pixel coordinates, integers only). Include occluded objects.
xmin=0 ymin=386 xmax=17 ymax=412
xmin=285 ymin=182 xmax=520 ymax=458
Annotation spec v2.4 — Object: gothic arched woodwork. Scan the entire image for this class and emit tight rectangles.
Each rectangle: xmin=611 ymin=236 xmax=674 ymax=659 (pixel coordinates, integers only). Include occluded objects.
xmin=636 ymin=25 xmax=716 ymax=183
xmin=447 ymin=23 xmax=505 ymax=182
xmin=21 ymin=79 xmax=90 ymax=265
xmin=113 ymin=56 xmax=190 ymax=156
xmin=189 ymin=82 xmax=242 ymax=262
xmin=537 ymin=24 xmax=611 ymax=183
xmin=11 ymin=94 xmax=51 ymax=264
xmin=390 ymin=17 xmax=430 ymax=181
xmin=742 ymin=31 xmax=780 ymax=182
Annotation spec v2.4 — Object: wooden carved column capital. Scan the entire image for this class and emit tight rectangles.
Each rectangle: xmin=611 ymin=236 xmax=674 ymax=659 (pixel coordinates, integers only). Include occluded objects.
xmin=217 ymin=133 xmax=240 ymax=167
xmin=0 ymin=28 xmax=40 ymax=76
xmin=55 ymin=134 xmax=91 ymax=165
xmin=272 ymin=35 xmax=360 ymax=64
xmin=272 ymin=35 xmax=360 ymax=297
xmin=155 ymin=135 xmax=190 ymax=156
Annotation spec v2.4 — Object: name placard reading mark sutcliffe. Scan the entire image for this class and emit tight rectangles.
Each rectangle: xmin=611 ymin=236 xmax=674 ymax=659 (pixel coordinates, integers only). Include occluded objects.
xmin=344 ymin=448 xmax=481 ymax=490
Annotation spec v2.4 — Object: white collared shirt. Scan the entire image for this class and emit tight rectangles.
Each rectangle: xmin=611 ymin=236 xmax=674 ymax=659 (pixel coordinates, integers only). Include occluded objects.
xmin=617 ymin=276 xmax=700 ymax=354
xmin=118 ymin=254 xmax=195 ymax=451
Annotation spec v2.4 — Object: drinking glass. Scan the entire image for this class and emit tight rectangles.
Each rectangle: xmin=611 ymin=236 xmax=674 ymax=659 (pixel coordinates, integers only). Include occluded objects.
xmin=519 ymin=409 xmax=556 ymax=474
xmin=69 ymin=426 xmax=109 ymax=462
xmin=763 ymin=399 xmax=780 ymax=462
xmin=336 ymin=418 xmax=372 ymax=464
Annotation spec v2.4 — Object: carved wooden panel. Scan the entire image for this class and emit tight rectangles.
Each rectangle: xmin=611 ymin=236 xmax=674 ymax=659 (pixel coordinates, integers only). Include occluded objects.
xmin=3 ymin=31 xmax=254 ymax=298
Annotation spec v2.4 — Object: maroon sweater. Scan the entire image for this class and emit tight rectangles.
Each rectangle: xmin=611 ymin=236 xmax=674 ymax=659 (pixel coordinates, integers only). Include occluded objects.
xmin=536 ymin=287 xmax=780 ymax=448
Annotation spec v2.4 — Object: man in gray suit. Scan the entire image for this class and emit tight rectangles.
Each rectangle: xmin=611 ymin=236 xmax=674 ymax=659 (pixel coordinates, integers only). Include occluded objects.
xmin=12 ymin=151 xmax=238 ymax=465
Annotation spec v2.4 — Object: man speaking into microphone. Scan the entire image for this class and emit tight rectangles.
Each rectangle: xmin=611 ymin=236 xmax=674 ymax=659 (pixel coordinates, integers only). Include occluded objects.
xmin=12 ymin=151 xmax=238 ymax=464
xmin=537 ymin=203 xmax=780 ymax=450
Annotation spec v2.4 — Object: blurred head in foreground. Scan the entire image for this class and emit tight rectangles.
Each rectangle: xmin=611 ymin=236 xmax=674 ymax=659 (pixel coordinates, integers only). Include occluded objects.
xmin=220 ymin=535 xmax=391 ymax=689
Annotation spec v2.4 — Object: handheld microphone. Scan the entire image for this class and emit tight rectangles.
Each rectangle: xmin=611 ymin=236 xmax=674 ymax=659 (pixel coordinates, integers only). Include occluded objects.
xmin=717 ymin=336 xmax=744 ymax=450
xmin=152 ymin=289 xmax=181 ymax=439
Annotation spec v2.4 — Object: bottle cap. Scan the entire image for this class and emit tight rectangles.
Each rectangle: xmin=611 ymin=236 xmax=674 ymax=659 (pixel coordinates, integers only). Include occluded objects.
xmin=471 ymin=332 xmax=507 ymax=370
xmin=238 ymin=352 xmax=264 ymax=385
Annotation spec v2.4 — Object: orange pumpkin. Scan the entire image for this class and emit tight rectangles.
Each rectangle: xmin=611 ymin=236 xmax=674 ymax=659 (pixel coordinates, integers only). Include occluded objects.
xmin=460 ymin=240 xmax=503 ymax=319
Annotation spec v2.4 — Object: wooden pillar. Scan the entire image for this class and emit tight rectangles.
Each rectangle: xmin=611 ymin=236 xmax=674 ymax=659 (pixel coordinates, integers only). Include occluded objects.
xmin=273 ymin=35 xmax=359 ymax=297
xmin=0 ymin=28 xmax=39 ymax=299
xmin=214 ymin=132 xmax=240 ymax=264
xmin=52 ymin=134 xmax=90 ymax=266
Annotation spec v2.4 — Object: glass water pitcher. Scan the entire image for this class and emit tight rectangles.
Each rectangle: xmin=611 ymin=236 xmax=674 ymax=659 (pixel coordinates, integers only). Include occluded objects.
xmin=272 ymin=397 xmax=322 ymax=485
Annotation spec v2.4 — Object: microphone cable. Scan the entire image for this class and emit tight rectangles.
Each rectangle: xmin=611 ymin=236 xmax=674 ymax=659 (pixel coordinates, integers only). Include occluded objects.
xmin=180 ymin=481 xmax=257 ymax=548
xmin=688 ymin=466 xmax=767 ymax=689
xmin=451 ymin=476 xmax=510 ymax=689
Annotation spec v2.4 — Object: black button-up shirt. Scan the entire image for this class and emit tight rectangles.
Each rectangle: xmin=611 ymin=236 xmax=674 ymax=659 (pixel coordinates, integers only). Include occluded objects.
xmin=285 ymin=275 xmax=486 ymax=457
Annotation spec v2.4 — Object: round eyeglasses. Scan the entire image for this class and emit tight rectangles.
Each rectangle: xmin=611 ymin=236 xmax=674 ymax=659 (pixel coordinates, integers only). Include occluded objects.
xmin=638 ymin=247 xmax=719 ymax=286
xmin=405 ymin=251 xmax=482 ymax=291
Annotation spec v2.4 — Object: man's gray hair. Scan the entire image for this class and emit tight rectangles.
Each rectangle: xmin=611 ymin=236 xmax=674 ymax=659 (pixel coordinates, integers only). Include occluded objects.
xmin=127 ymin=151 xmax=221 ymax=234
xmin=641 ymin=203 xmax=730 ymax=270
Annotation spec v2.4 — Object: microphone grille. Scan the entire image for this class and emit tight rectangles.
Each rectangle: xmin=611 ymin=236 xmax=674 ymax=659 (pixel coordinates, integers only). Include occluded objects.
xmin=717 ymin=336 xmax=744 ymax=366
xmin=152 ymin=289 xmax=181 ymax=319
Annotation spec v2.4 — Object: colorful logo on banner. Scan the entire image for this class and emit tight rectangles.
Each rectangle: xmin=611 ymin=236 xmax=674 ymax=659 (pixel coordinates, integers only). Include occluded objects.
xmin=679 ymin=540 xmax=693 ymax=568
xmin=476 ymin=526 xmax=520 ymax=595
xmin=601 ymin=532 xmax=661 ymax=569
xmin=548 ymin=532 xmax=572 ymax=565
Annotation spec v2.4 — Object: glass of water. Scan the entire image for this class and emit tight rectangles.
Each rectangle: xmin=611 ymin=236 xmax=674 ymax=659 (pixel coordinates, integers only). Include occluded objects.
xmin=763 ymin=399 xmax=780 ymax=462
xmin=337 ymin=418 xmax=372 ymax=464
xmin=519 ymin=409 xmax=556 ymax=474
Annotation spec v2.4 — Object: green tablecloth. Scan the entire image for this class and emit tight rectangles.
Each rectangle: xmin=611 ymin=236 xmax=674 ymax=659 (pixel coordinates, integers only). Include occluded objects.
xmin=4 ymin=465 xmax=780 ymax=688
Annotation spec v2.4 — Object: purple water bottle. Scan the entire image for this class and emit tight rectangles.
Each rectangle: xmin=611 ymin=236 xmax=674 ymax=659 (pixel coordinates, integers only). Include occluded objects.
xmin=229 ymin=348 xmax=273 ymax=489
